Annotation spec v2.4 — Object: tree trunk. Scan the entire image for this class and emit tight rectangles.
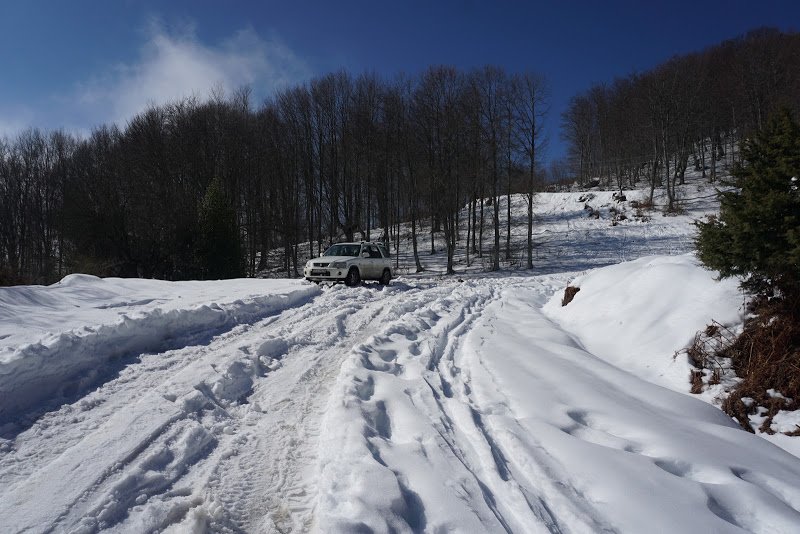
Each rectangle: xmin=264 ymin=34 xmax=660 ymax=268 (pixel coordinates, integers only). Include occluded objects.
xmin=430 ymin=214 xmax=436 ymax=255
xmin=478 ymin=196 xmax=485 ymax=258
xmin=466 ymin=195 xmax=472 ymax=267
xmin=411 ymin=214 xmax=422 ymax=272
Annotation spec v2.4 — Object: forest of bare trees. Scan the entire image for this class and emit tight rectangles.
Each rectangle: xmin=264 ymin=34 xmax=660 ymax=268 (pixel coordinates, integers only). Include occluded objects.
xmin=0 ymin=66 xmax=547 ymax=284
xmin=561 ymin=28 xmax=800 ymax=211
xmin=4 ymin=27 xmax=798 ymax=286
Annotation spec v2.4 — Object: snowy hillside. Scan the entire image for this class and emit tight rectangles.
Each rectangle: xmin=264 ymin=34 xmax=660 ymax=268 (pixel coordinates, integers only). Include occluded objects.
xmin=2 ymin=176 xmax=800 ymax=533
xmin=353 ymin=178 xmax=723 ymax=277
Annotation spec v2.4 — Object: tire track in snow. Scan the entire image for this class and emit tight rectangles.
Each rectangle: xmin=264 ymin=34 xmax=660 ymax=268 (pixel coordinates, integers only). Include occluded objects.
xmin=1 ymin=276 xmax=643 ymax=533
xmin=0 ymin=289 xmax=318 ymax=435
xmin=157 ymin=283 xmax=435 ymax=533
xmin=0 ymin=295 xmax=312 ymax=496
xmin=455 ymin=283 xmax=623 ymax=533
xmin=419 ymin=282 xmax=568 ymax=533
xmin=318 ymin=280 xmax=557 ymax=532
xmin=0 ymin=283 xmax=394 ymax=533
xmin=316 ymin=277 xmax=605 ymax=533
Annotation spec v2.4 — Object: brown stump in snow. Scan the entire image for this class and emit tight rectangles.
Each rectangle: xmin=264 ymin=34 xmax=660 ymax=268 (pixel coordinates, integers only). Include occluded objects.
xmin=562 ymin=286 xmax=580 ymax=306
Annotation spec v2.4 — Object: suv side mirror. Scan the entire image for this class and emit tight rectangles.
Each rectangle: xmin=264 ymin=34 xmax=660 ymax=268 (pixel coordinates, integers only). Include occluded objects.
xmin=361 ymin=251 xmax=370 ymax=258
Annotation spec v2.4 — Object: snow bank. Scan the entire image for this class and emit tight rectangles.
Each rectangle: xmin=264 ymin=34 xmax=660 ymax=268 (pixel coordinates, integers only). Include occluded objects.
xmin=471 ymin=285 xmax=800 ymax=533
xmin=543 ymin=254 xmax=742 ymax=392
xmin=0 ymin=275 xmax=319 ymax=427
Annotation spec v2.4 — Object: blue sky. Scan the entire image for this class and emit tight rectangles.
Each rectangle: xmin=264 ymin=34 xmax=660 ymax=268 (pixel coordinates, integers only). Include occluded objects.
xmin=1 ymin=1 xmax=798 ymax=162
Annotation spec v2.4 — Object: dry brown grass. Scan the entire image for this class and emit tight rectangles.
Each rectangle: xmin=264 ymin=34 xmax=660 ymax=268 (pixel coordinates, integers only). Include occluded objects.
xmin=629 ymin=200 xmax=653 ymax=222
xmin=690 ymin=370 xmax=704 ymax=394
xmin=705 ymin=295 xmax=800 ymax=433
xmin=630 ymin=198 xmax=654 ymax=210
xmin=684 ymin=321 xmax=736 ymax=378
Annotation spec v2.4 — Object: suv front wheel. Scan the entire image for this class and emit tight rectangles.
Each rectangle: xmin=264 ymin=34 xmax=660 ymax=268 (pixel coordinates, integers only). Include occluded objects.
xmin=344 ymin=267 xmax=361 ymax=287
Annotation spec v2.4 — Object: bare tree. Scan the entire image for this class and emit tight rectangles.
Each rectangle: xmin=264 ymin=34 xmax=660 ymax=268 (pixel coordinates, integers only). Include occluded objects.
xmin=512 ymin=72 xmax=549 ymax=269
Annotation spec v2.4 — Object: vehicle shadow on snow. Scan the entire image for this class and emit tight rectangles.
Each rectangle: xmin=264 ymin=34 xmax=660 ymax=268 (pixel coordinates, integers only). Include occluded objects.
xmin=314 ymin=280 xmax=420 ymax=292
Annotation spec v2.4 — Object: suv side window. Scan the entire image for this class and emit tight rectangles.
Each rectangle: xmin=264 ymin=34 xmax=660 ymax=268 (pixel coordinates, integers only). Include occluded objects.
xmin=378 ymin=245 xmax=390 ymax=258
xmin=367 ymin=245 xmax=382 ymax=258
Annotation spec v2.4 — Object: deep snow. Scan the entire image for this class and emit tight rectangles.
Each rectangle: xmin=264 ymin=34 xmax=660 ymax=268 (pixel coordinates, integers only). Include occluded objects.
xmin=2 ymin=175 xmax=800 ymax=533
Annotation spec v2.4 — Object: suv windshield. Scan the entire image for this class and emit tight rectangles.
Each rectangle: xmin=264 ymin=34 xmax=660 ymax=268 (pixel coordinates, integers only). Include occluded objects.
xmin=323 ymin=244 xmax=360 ymax=257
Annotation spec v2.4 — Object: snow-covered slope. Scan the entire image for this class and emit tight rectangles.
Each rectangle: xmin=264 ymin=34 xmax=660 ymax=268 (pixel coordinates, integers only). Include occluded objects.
xmin=363 ymin=177 xmax=724 ymax=277
xmin=2 ymin=176 xmax=800 ymax=533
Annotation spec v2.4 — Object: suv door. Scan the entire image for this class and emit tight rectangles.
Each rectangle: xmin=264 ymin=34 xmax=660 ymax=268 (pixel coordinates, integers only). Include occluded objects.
xmin=365 ymin=245 xmax=382 ymax=278
xmin=376 ymin=244 xmax=391 ymax=276
xmin=357 ymin=244 xmax=373 ymax=279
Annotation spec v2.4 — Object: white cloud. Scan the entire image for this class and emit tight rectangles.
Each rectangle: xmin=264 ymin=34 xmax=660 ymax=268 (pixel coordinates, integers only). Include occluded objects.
xmin=0 ymin=109 xmax=35 ymax=140
xmin=75 ymin=20 xmax=309 ymax=127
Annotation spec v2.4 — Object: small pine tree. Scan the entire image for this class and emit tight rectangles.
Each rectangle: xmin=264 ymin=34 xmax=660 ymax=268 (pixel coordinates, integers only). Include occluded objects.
xmin=696 ymin=109 xmax=800 ymax=299
xmin=198 ymin=177 xmax=242 ymax=280
xmin=696 ymin=110 xmax=800 ymax=431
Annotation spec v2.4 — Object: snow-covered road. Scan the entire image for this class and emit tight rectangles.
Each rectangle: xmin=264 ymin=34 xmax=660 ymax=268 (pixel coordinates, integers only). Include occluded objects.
xmin=2 ymin=262 xmax=800 ymax=533
xmin=1 ymin=279 xmax=430 ymax=532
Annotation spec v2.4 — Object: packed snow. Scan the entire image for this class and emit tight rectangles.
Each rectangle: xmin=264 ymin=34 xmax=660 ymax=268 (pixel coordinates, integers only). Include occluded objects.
xmin=2 ymin=176 xmax=800 ymax=533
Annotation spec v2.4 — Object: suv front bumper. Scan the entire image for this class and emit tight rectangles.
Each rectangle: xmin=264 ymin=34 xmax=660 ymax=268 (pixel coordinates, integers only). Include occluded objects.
xmin=304 ymin=266 xmax=347 ymax=283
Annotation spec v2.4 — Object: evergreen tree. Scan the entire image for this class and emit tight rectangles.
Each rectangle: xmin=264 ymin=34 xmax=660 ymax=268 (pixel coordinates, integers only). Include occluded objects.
xmin=696 ymin=109 xmax=800 ymax=297
xmin=198 ymin=177 xmax=242 ymax=279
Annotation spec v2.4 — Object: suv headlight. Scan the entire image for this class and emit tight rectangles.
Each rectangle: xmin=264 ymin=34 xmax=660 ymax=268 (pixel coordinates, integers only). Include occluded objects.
xmin=331 ymin=261 xmax=347 ymax=268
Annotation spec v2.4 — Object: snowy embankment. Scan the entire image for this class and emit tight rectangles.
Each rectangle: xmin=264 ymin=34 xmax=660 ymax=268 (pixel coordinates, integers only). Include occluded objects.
xmin=0 ymin=275 xmax=319 ymax=430
xmin=543 ymin=254 xmax=743 ymax=392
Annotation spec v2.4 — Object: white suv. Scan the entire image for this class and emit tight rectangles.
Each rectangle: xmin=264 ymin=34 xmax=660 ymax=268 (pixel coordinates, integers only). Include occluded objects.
xmin=304 ymin=242 xmax=393 ymax=286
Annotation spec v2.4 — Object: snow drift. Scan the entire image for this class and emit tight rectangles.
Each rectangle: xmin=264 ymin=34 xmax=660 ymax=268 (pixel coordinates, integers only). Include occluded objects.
xmin=543 ymin=254 xmax=743 ymax=392
xmin=0 ymin=276 xmax=318 ymax=429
